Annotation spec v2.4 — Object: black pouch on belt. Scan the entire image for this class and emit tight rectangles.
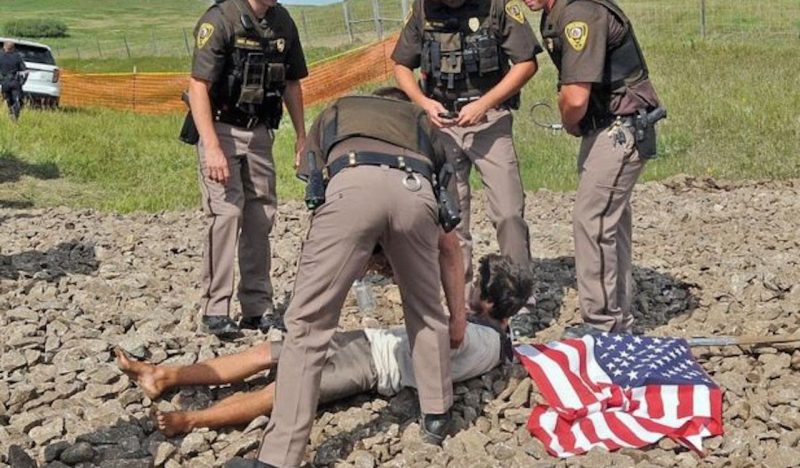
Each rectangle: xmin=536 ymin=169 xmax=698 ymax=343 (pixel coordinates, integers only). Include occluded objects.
xmin=179 ymin=111 xmax=200 ymax=145
xmin=633 ymin=107 xmax=667 ymax=160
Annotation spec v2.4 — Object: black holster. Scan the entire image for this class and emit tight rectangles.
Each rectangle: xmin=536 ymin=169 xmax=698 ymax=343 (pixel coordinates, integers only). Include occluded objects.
xmin=179 ymin=111 xmax=200 ymax=145
xmin=633 ymin=107 xmax=667 ymax=160
xmin=436 ymin=164 xmax=461 ymax=233
xmin=304 ymin=151 xmax=326 ymax=210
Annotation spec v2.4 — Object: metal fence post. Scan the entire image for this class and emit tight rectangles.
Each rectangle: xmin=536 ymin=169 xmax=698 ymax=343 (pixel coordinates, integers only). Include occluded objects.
xmin=96 ymin=38 xmax=102 ymax=58
xmin=301 ymin=10 xmax=310 ymax=44
xmin=371 ymin=0 xmax=384 ymax=40
xmin=700 ymin=0 xmax=707 ymax=39
xmin=123 ymin=35 xmax=132 ymax=59
xmin=183 ymin=28 xmax=192 ymax=56
xmin=343 ymin=1 xmax=354 ymax=43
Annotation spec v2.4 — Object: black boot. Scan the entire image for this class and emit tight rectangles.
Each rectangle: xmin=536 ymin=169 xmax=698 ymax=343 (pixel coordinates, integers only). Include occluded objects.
xmin=223 ymin=457 xmax=277 ymax=468
xmin=200 ymin=316 xmax=241 ymax=338
xmin=239 ymin=314 xmax=285 ymax=333
xmin=420 ymin=412 xmax=452 ymax=445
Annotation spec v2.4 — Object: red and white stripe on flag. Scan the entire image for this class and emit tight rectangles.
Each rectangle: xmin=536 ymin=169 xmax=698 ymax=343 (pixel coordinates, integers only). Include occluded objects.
xmin=515 ymin=336 xmax=723 ymax=458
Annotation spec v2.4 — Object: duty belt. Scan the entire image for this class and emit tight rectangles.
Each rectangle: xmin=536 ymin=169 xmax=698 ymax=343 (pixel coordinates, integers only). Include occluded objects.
xmin=327 ymin=151 xmax=434 ymax=182
xmin=213 ymin=109 xmax=263 ymax=130
xmin=579 ymin=113 xmax=635 ymax=136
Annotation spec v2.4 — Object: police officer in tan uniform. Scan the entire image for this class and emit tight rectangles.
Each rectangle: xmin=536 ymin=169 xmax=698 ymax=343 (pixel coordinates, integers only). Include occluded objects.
xmin=523 ymin=0 xmax=663 ymax=334
xmin=392 ymin=0 xmax=541 ymax=313
xmin=224 ymin=88 xmax=467 ymax=468
xmin=188 ymin=0 xmax=308 ymax=336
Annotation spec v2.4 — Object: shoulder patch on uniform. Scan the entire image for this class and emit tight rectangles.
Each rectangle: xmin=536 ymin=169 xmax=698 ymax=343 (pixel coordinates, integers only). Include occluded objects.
xmin=564 ymin=21 xmax=588 ymax=51
xmin=505 ymin=1 xmax=526 ymax=24
xmin=197 ymin=23 xmax=215 ymax=49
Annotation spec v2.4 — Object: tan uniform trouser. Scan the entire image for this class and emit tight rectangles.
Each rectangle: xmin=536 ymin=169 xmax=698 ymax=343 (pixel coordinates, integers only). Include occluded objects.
xmin=257 ymin=165 xmax=452 ymax=467
xmin=574 ymin=124 xmax=645 ymax=332
xmin=439 ymin=108 xmax=530 ymax=278
xmin=197 ymin=122 xmax=276 ymax=318
xmin=438 ymin=107 xmax=534 ymax=310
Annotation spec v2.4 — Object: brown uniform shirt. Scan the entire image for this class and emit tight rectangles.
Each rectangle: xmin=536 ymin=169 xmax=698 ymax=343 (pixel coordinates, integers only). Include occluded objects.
xmin=300 ymin=99 xmax=447 ymax=178
xmin=392 ymin=0 xmax=542 ymax=72
xmin=191 ymin=1 xmax=308 ymax=84
xmin=547 ymin=0 xmax=658 ymax=115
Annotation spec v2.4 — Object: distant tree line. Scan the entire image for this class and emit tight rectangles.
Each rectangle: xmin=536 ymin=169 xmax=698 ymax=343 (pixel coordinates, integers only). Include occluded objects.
xmin=3 ymin=19 xmax=69 ymax=38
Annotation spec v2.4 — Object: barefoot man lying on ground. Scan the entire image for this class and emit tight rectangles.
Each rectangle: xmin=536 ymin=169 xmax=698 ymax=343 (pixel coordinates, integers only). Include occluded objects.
xmin=117 ymin=253 xmax=533 ymax=436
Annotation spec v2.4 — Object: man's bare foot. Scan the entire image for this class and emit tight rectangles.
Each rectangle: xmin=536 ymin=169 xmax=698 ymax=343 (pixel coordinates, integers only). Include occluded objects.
xmin=115 ymin=347 xmax=167 ymax=400
xmin=152 ymin=408 xmax=193 ymax=437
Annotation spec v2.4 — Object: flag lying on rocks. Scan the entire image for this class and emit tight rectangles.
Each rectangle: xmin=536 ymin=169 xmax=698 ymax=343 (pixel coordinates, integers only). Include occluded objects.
xmin=515 ymin=333 xmax=723 ymax=457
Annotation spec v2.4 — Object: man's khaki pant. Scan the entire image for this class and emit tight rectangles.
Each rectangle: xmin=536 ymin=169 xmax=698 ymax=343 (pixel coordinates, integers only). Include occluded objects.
xmin=196 ymin=122 xmax=276 ymax=318
xmin=257 ymin=165 xmax=452 ymax=467
xmin=438 ymin=107 xmax=534 ymax=310
xmin=574 ymin=124 xmax=645 ymax=332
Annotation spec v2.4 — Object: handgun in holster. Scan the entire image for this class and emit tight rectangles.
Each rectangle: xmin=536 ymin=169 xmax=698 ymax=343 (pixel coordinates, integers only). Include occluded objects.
xmin=633 ymin=106 xmax=667 ymax=160
xmin=178 ymin=91 xmax=200 ymax=145
xmin=304 ymin=151 xmax=326 ymax=210
xmin=436 ymin=163 xmax=461 ymax=233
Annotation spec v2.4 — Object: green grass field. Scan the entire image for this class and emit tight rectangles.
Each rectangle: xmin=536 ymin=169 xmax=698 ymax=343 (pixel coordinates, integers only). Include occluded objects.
xmin=1 ymin=1 xmax=799 ymax=212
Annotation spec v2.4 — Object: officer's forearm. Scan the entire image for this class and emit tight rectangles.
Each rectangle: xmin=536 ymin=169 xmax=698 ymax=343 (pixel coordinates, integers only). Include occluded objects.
xmin=438 ymin=231 xmax=466 ymax=321
xmin=558 ymin=82 xmax=591 ymax=133
xmin=283 ymin=80 xmax=306 ymax=140
xmin=478 ymin=60 xmax=537 ymax=109
xmin=393 ymin=64 xmax=429 ymax=108
xmin=188 ymin=77 xmax=221 ymax=150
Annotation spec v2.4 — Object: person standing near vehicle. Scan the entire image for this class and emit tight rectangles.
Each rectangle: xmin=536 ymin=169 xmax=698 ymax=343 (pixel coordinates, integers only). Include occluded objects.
xmin=0 ymin=41 xmax=28 ymax=122
xmin=523 ymin=0 xmax=663 ymax=334
xmin=392 ymin=0 xmax=541 ymax=314
xmin=188 ymin=0 xmax=308 ymax=337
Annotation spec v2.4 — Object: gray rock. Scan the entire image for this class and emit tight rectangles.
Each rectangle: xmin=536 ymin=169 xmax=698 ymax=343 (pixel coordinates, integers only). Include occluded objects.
xmin=29 ymin=417 xmax=64 ymax=445
xmin=7 ymin=445 xmax=37 ymax=468
xmin=179 ymin=432 xmax=209 ymax=456
xmin=60 ymin=442 xmax=96 ymax=465
xmin=152 ymin=442 xmax=176 ymax=466
xmin=44 ymin=440 xmax=70 ymax=462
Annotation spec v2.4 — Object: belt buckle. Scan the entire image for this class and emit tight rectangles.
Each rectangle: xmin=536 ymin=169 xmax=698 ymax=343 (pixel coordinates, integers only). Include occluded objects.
xmin=402 ymin=173 xmax=422 ymax=192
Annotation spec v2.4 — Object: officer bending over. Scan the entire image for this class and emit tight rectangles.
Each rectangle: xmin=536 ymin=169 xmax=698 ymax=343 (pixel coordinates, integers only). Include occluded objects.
xmin=187 ymin=0 xmax=308 ymax=337
xmin=226 ymin=87 xmax=466 ymax=468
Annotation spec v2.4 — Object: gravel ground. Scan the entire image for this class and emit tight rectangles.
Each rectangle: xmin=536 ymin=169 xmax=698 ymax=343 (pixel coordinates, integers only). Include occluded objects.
xmin=1 ymin=175 xmax=799 ymax=467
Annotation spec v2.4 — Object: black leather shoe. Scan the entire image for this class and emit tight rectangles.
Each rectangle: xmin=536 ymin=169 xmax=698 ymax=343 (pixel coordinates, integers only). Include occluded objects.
xmin=420 ymin=412 xmax=452 ymax=446
xmin=239 ymin=314 xmax=285 ymax=333
xmin=223 ymin=457 xmax=277 ymax=468
xmin=200 ymin=316 xmax=241 ymax=338
xmin=562 ymin=323 xmax=607 ymax=339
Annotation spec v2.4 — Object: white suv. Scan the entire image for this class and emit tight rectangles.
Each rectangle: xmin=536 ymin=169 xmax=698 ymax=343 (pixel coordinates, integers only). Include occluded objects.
xmin=0 ymin=37 xmax=61 ymax=107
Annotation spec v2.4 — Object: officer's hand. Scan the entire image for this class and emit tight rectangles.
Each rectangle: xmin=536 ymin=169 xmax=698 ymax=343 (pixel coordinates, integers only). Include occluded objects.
xmin=205 ymin=147 xmax=230 ymax=185
xmin=449 ymin=313 xmax=467 ymax=349
xmin=456 ymin=100 xmax=489 ymax=127
xmin=423 ymin=98 xmax=453 ymax=128
xmin=294 ymin=136 xmax=306 ymax=169
xmin=564 ymin=123 xmax=582 ymax=137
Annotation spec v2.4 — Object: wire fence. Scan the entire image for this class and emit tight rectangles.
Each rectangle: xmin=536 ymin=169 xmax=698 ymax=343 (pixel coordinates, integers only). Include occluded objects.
xmin=59 ymin=35 xmax=398 ymax=113
xmin=46 ymin=0 xmax=800 ymax=60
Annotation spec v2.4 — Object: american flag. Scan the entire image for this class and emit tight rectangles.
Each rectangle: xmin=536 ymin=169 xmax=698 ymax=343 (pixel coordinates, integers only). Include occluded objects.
xmin=515 ymin=333 xmax=723 ymax=458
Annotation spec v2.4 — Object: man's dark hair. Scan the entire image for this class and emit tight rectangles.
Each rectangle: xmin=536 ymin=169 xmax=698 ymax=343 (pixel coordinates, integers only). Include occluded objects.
xmin=372 ymin=86 xmax=411 ymax=102
xmin=477 ymin=254 xmax=534 ymax=321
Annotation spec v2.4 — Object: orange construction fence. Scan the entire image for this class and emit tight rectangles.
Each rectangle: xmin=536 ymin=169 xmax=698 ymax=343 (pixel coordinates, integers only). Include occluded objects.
xmin=60 ymin=34 xmax=398 ymax=114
